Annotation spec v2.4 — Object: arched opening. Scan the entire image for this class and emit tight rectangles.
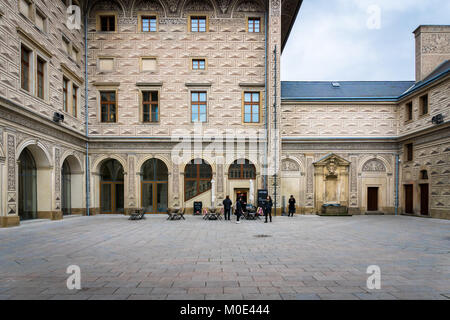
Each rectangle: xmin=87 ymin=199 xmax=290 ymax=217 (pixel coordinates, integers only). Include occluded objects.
xmin=18 ymin=148 xmax=37 ymax=220
xmin=100 ymin=159 xmax=124 ymax=214
xmin=140 ymin=158 xmax=168 ymax=214
xmin=228 ymin=159 xmax=256 ymax=179
xmin=184 ymin=159 xmax=212 ymax=201
xmin=61 ymin=160 xmax=71 ymax=215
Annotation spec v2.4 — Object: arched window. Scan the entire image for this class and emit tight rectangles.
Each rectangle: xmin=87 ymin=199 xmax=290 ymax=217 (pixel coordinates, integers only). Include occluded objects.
xmin=141 ymin=159 xmax=168 ymax=213
xmin=100 ymin=159 xmax=124 ymax=213
xmin=184 ymin=159 xmax=212 ymax=201
xmin=61 ymin=160 xmax=71 ymax=215
xmin=228 ymin=159 xmax=256 ymax=179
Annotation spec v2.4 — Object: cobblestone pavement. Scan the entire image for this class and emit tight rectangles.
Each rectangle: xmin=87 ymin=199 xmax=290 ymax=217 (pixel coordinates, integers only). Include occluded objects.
xmin=0 ymin=214 xmax=449 ymax=300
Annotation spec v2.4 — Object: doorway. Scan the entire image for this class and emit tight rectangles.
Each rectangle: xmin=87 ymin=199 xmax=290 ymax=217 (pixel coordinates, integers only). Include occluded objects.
xmin=367 ymin=187 xmax=379 ymax=211
xmin=100 ymin=159 xmax=124 ymax=214
xmin=61 ymin=160 xmax=71 ymax=215
xmin=419 ymin=184 xmax=429 ymax=216
xmin=235 ymin=189 xmax=249 ymax=203
xmin=141 ymin=159 xmax=168 ymax=214
xmin=404 ymin=184 xmax=414 ymax=214
xmin=18 ymin=148 xmax=37 ymax=220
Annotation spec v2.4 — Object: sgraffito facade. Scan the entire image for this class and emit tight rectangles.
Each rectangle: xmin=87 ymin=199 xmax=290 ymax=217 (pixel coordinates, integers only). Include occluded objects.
xmin=0 ymin=1 xmax=448 ymax=227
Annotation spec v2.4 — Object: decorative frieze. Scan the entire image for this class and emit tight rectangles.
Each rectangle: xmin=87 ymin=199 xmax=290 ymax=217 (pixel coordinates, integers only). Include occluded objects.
xmin=7 ymin=134 xmax=15 ymax=192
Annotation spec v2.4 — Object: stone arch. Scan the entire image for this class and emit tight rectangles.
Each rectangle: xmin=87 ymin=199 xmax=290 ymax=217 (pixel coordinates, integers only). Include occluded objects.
xmin=227 ymin=158 xmax=257 ymax=179
xmin=181 ymin=0 xmax=218 ymax=17
xmin=16 ymin=139 xmax=52 ymax=168
xmin=358 ymin=155 xmax=392 ymax=174
xmin=136 ymin=154 xmax=172 ymax=174
xmin=225 ymin=157 xmax=260 ymax=176
xmin=92 ymin=155 xmax=127 ymax=174
xmin=181 ymin=156 xmax=216 ymax=173
xmin=61 ymin=151 xmax=84 ymax=174
xmin=88 ymin=0 xmax=126 ymax=18
xmin=131 ymin=0 xmax=166 ymax=17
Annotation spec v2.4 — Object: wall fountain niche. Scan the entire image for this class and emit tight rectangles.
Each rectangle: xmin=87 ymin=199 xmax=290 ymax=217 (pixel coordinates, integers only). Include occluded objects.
xmin=313 ymin=154 xmax=351 ymax=216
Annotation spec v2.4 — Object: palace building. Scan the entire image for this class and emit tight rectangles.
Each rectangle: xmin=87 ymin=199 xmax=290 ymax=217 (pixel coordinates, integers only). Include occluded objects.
xmin=0 ymin=0 xmax=449 ymax=227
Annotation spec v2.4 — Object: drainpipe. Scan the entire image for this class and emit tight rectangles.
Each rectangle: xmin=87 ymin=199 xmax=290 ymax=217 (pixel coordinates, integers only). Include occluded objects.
xmin=263 ymin=9 xmax=268 ymax=190
xmin=273 ymin=45 xmax=278 ymax=216
xmin=395 ymin=154 xmax=399 ymax=216
xmin=84 ymin=5 xmax=90 ymax=216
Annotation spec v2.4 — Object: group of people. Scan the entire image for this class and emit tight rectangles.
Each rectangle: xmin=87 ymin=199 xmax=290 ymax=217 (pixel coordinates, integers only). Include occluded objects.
xmin=222 ymin=194 xmax=297 ymax=224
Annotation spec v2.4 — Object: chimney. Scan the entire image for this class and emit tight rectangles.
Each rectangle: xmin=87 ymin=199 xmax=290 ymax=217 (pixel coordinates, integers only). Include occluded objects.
xmin=414 ymin=25 xmax=450 ymax=82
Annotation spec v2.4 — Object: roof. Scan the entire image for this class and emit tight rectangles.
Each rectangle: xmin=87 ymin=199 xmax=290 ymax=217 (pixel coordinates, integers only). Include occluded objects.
xmin=281 ymin=81 xmax=415 ymax=101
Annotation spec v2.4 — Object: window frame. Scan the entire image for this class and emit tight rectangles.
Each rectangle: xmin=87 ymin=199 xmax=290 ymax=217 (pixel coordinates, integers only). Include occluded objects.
xmin=184 ymin=159 xmax=212 ymax=201
xmin=72 ymin=84 xmax=78 ymax=117
xmin=99 ymin=90 xmax=118 ymax=123
xmin=63 ymin=77 xmax=69 ymax=112
xmin=242 ymin=91 xmax=261 ymax=124
xmin=140 ymin=57 xmax=158 ymax=73
xmin=419 ymin=94 xmax=429 ymax=116
xmin=141 ymin=90 xmax=160 ymax=123
xmin=21 ymin=45 xmax=32 ymax=92
xmin=139 ymin=13 xmax=158 ymax=33
xmin=190 ymin=91 xmax=208 ymax=123
xmin=191 ymin=58 xmax=207 ymax=71
xmin=96 ymin=12 xmax=117 ymax=32
xmin=405 ymin=143 xmax=413 ymax=162
xmin=247 ymin=17 xmax=261 ymax=33
xmin=97 ymin=57 xmax=115 ymax=73
xmin=405 ymin=101 xmax=413 ymax=122
xmin=36 ymin=56 xmax=45 ymax=99
xmin=35 ymin=8 xmax=47 ymax=33
xmin=19 ymin=0 xmax=33 ymax=20
xmin=228 ymin=159 xmax=257 ymax=180
xmin=189 ymin=15 xmax=208 ymax=33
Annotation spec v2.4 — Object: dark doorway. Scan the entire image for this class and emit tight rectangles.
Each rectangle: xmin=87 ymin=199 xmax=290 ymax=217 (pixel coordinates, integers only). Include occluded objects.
xmin=404 ymin=184 xmax=414 ymax=214
xmin=141 ymin=159 xmax=168 ymax=214
xmin=100 ymin=159 xmax=124 ymax=214
xmin=367 ymin=187 xmax=379 ymax=211
xmin=61 ymin=160 xmax=71 ymax=215
xmin=18 ymin=148 xmax=37 ymax=220
xmin=236 ymin=189 xmax=248 ymax=204
xmin=419 ymin=184 xmax=429 ymax=216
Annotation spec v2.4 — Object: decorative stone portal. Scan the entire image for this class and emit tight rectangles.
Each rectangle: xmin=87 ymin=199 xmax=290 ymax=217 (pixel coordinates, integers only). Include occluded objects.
xmin=313 ymin=154 xmax=351 ymax=215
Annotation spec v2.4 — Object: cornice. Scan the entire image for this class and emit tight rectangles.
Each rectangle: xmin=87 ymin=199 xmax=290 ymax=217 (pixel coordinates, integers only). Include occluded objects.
xmin=61 ymin=63 xmax=85 ymax=85
xmin=17 ymin=27 xmax=53 ymax=58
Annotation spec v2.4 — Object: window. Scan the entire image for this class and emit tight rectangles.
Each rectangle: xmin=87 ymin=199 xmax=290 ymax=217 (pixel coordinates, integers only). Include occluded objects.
xmin=405 ymin=102 xmax=413 ymax=121
xmin=72 ymin=84 xmax=78 ymax=117
xmin=184 ymin=159 xmax=212 ymax=201
xmin=99 ymin=15 xmax=116 ymax=32
xmin=35 ymin=10 xmax=47 ymax=32
xmin=63 ymin=37 xmax=70 ymax=55
xmin=190 ymin=16 xmax=207 ymax=32
xmin=36 ymin=57 xmax=45 ymax=99
xmin=405 ymin=143 xmax=413 ymax=162
xmin=243 ymin=92 xmax=260 ymax=123
xmin=100 ymin=91 xmax=117 ymax=123
xmin=248 ymin=17 xmax=261 ymax=33
xmin=21 ymin=46 xmax=31 ymax=91
xmin=141 ymin=57 xmax=157 ymax=72
xmin=228 ymin=159 xmax=256 ymax=179
xmin=19 ymin=0 xmax=32 ymax=19
xmin=192 ymin=59 xmax=206 ymax=70
xmin=63 ymin=78 xmax=68 ymax=112
xmin=420 ymin=94 xmax=428 ymax=115
xmin=191 ymin=92 xmax=207 ymax=122
xmin=420 ymin=170 xmax=428 ymax=180
xmin=98 ymin=58 xmax=114 ymax=72
xmin=142 ymin=91 xmax=159 ymax=123
xmin=141 ymin=16 xmax=157 ymax=32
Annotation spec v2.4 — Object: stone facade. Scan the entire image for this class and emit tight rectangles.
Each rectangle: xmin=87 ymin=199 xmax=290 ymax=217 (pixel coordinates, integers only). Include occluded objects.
xmin=0 ymin=0 xmax=448 ymax=227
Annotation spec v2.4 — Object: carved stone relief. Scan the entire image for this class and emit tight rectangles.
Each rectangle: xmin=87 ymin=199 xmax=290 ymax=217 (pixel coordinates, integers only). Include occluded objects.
xmin=362 ymin=159 xmax=386 ymax=172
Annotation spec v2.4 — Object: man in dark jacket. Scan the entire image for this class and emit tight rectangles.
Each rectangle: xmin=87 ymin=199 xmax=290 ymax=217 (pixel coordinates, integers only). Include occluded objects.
xmin=235 ymin=197 xmax=243 ymax=224
xmin=222 ymin=196 xmax=232 ymax=220
xmin=264 ymin=196 xmax=273 ymax=223
xmin=288 ymin=195 xmax=296 ymax=217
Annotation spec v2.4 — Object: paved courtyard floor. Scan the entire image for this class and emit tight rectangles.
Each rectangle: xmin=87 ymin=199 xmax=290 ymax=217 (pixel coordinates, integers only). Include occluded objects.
xmin=0 ymin=214 xmax=449 ymax=300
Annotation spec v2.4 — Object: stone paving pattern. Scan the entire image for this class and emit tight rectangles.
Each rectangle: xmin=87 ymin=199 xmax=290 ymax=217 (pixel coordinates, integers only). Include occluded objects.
xmin=0 ymin=215 xmax=449 ymax=300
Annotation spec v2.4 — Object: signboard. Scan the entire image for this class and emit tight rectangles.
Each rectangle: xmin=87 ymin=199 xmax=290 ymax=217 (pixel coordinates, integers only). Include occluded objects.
xmin=193 ymin=201 xmax=202 ymax=215
xmin=257 ymin=189 xmax=268 ymax=207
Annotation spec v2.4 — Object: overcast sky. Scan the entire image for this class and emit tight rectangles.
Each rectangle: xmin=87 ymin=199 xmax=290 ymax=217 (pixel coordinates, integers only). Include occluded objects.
xmin=281 ymin=0 xmax=450 ymax=81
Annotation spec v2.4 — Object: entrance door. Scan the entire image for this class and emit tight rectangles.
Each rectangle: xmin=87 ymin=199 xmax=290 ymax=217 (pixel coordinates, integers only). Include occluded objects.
xmin=141 ymin=159 xmax=168 ymax=214
xmin=236 ymin=189 xmax=248 ymax=203
xmin=367 ymin=187 xmax=378 ymax=211
xmin=100 ymin=159 xmax=124 ymax=214
xmin=419 ymin=184 xmax=429 ymax=216
xmin=18 ymin=148 xmax=37 ymax=220
xmin=61 ymin=160 xmax=71 ymax=215
xmin=404 ymin=184 xmax=414 ymax=214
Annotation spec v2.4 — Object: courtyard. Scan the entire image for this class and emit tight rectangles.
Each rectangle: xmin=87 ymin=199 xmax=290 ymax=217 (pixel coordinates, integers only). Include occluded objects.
xmin=0 ymin=214 xmax=449 ymax=300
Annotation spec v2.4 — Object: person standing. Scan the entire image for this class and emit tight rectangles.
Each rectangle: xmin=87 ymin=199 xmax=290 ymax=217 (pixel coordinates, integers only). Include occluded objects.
xmin=235 ymin=197 xmax=243 ymax=224
xmin=264 ymin=196 xmax=273 ymax=223
xmin=222 ymin=196 xmax=232 ymax=221
xmin=288 ymin=195 xmax=296 ymax=217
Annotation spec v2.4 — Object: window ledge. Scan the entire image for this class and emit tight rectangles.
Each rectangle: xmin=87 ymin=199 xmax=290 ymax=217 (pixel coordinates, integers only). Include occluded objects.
xmin=185 ymin=82 xmax=212 ymax=87
xmin=92 ymin=82 xmax=120 ymax=87
xmin=239 ymin=82 xmax=265 ymax=87
xmin=136 ymin=82 xmax=163 ymax=87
